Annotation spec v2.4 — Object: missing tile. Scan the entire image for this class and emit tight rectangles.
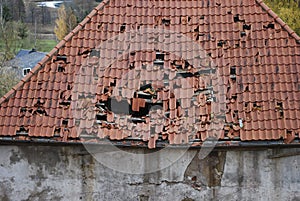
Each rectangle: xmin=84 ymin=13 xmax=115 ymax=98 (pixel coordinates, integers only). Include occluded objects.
xmin=243 ymin=24 xmax=251 ymax=30
xmin=240 ymin=31 xmax=246 ymax=37
xmin=154 ymin=52 xmax=165 ymax=67
xmin=253 ymin=102 xmax=262 ymax=110
xmin=265 ymin=39 xmax=268 ymax=46
xmin=20 ymin=107 xmax=27 ymax=114
xmin=58 ymin=65 xmax=65 ymax=72
xmin=162 ymin=18 xmax=171 ymax=26
xmin=54 ymin=55 xmax=68 ymax=63
xmin=276 ymin=102 xmax=283 ymax=109
xmin=54 ymin=127 xmax=61 ymax=136
xmin=16 ymin=126 xmax=29 ymax=135
xmin=233 ymin=14 xmax=245 ymax=23
xmin=263 ymin=23 xmax=275 ymax=29
xmin=217 ymin=40 xmax=226 ymax=47
xmin=96 ymin=113 xmax=107 ymax=121
xmin=33 ymin=108 xmax=48 ymax=116
xmin=120 ymin=23 xmax=126 ymax=33
xmin=62 ymin=119 xmax=69 ymax=126
xmin=230 ymin=66 xmax=236 ymax=75
xmin=89 ymin=49 xmax=100 ymax=57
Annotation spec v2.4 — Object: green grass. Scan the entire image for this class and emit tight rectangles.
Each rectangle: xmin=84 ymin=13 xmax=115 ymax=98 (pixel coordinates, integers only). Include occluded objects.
xmin=35 ymin=39 xmax=58 ymax=52
xmin=0 ymin=38 xmax=58 ymax=61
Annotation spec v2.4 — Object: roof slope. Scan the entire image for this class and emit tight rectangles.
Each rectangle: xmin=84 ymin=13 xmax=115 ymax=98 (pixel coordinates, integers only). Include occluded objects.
xmin=0 ymin=0 xmax=299 ymax=148
xmin=9 ymin=49 xmax=47 ymax=70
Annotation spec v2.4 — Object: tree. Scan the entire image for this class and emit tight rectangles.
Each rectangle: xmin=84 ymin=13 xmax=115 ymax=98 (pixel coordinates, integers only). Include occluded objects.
xmin=54 ymin=5 xmax=77 ymax=41
xmin=264 ymin=0 xmax=300 ymax=35
xmin=0 ymin=70 xmax=19 ymax=98
xmin=1 ymin=0 xmax=25 ymax=22
xmin=65 ymin=0 xmax=98 ymax=21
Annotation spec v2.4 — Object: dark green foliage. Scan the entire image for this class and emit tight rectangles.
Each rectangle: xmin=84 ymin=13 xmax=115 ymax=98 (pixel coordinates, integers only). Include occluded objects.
xmin=264 ymin=0 xmax=300 ymax=35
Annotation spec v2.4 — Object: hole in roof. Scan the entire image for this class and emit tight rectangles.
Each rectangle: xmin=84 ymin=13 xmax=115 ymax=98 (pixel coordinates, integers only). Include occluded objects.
xmin=120 ymin=23 xmax=126 ymax=33
xmin=96 ymin=113 xmax=107 ymax=121
xmin=108 ymin=98 xmax=130 ymax=115
xmin=265 ymin=39 xmax=268 ymax=46
xmin=78 ymin=49 xmax=91 ymax=56
xmin=162 ymin=19 xmax=171 ymax=26
xmin=279 ymin=110 xmax=284 ymax=118
xmin=230 ymin=66 xmax=236 ymax=75
xmin=59 ymin=101 xmax=71 ymax=107
xmin=171 ymin=60 xmax=182 ymax=70
xmin=253 ymin=102 xmax=262 ymax=110
xmin=244 ymin=102 xmax=249 ymax=108
xmin=234 ymin=14 xmax=240 ymax=22
xmin=58 ymin=65 xmax=65 ymax=72
xmin=55 ymin=55 xmax=68 ymax=63
xmin=16 ymin=126 xmax=29 ymax=135
xmin=54 ymin=127 xmax=61 ymax=136
xmin=90 ymin=49 xmax=100 ymax=57
xmin=243 ymin=24 xmax=251 ymax=30
xmin=156 ymin=52 xmax=165 ymax=61
xmin=227 ymin=10 xmax=232 ymax=14
xmin=35 ymin=98 xmax=44 ymax=106
xmin=276 ymin=102 xmax=283 ymax=108
xmin=231 ymin=95 xmax=237 ymax=101
xmin=20 ymin=107 xmax=27 ymax=113
xmin=129 ymin=61 xmax=135 ymax=69
xmin=287 ymin=130 xmax=293 ymax=135
xmin=285 ymin=38 xmax=289 ymax=45
xmin=233 ymin=110 xmax=238 ymax=118
xmin=97 ymin=23 xmax=103 ymax=30
xmin=230 ymin=76 xmax=236 ymax=82
xmin=110 ymin=79 xmax=117 ymax=87
xmin=33 ymin=108 xmax=47 ymax=116
xmin=216 ymin=2 xmax=221 ymax=6
xmin=240 ymin=31 xmax=246 ymax=37
xmin=244 ymin=86 xmax=249 ymax=92
xmin=200 ymin=15 xmax=204 ymax=20
xmin=154 ymin=52 xmax=165 ymax=67
xmin=217 ymin=40 xmax=227 ymax=47
xmin=264 ymin=23 xmax=275 ymax=29
xmin=275 ymin=66 xmax=279 ymax=73
xmin=62 ymin=119 xmax=69 ymax=126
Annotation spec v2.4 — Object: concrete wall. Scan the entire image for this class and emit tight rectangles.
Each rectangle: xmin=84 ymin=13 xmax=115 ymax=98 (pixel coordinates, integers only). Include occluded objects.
xmin=0 ymin=144 xmax=299 ymax=201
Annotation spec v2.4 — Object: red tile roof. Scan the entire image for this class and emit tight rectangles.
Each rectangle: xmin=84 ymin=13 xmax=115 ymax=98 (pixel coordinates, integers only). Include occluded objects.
xmin=0 ymin=0 xmax=299 ymax=148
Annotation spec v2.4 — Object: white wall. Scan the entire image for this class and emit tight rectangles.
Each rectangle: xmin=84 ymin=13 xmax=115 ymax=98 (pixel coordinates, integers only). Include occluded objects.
xmin=0 ymin=144 xmax=299 ymax=201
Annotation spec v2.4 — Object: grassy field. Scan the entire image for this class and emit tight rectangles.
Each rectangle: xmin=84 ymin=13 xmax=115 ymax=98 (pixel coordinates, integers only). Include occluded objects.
xmin=0 ymin=38 xmax=58 ymax=57
xmin=35 ymin=39 xmax=58 ymax=52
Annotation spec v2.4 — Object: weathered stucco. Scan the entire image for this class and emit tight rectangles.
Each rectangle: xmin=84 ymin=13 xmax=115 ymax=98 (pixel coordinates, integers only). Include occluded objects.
xmin=0 ymin=144 xmax=299 ymax=201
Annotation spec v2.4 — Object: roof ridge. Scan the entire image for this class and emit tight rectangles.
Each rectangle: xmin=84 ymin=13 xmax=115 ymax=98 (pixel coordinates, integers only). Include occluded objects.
xmin=256 ymin=0 xmax=300 ymax=43
xmin=0 ymin=0 xmax=111 ymax=105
